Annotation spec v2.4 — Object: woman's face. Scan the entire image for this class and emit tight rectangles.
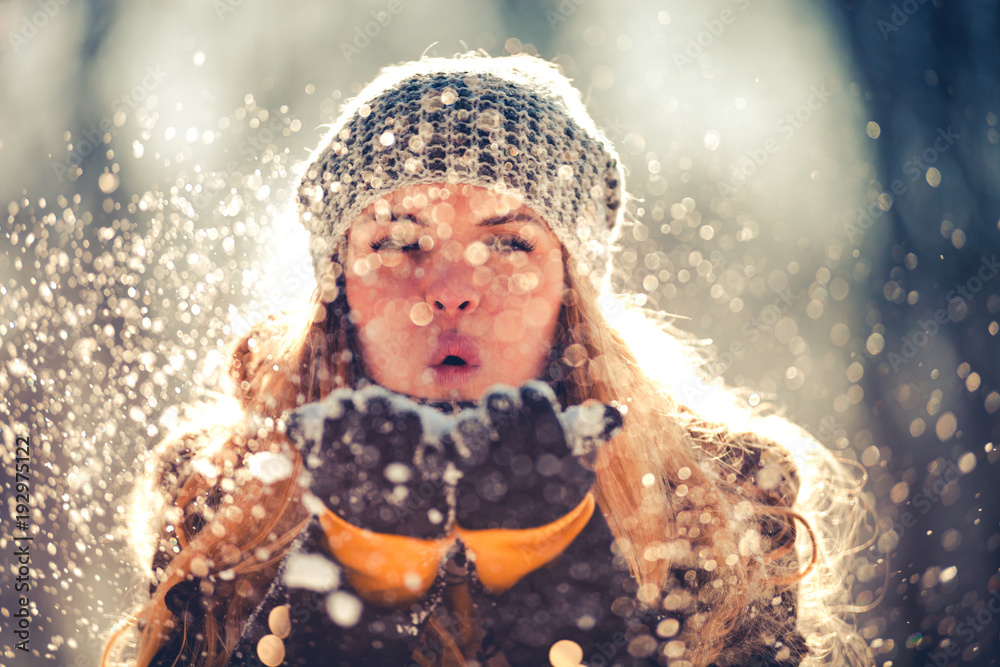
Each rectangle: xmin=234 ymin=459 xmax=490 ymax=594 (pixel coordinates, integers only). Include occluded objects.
xmin=344 ymin=183 xmax=565 ymax=401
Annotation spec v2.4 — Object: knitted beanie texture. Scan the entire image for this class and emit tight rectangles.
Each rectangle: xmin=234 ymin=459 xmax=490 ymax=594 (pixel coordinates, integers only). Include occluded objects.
xmin=297 ymin=54 xmax=625 ymax=296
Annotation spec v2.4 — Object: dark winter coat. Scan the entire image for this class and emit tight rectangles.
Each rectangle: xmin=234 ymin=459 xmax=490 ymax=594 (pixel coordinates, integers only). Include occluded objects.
xmin=146 ymin=394 xmax=807 ymax=667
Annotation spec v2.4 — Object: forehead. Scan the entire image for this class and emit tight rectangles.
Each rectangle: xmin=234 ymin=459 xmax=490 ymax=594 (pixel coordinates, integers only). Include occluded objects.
xmin=358 ymin=183 xmax=538 ymax=222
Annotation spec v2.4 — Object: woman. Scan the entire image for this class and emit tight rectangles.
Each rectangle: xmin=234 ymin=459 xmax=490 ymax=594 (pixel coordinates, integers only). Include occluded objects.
xmin=103 ymin=54 xmax=868 ymax=667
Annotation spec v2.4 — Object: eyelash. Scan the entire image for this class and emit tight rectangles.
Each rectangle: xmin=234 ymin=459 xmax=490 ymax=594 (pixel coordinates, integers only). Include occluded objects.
xmin=368 ymin=237 xmax=417 ymax=252
xmin=369 ymin=234 xmax=537 ymax=254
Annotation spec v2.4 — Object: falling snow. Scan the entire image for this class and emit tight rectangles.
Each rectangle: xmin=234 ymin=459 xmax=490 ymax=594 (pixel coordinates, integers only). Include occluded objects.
xmin=2 ymin=3 xmax=998 ymax=666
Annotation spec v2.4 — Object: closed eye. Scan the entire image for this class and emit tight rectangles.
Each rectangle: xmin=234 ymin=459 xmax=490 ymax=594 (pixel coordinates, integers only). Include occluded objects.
xmin=369 ymin=215 xmax=422 ymax=253
xmin=489 ymin=234 xmax=537 ymax=253
xmin=369 ymin=236 xmax=420 ymax=253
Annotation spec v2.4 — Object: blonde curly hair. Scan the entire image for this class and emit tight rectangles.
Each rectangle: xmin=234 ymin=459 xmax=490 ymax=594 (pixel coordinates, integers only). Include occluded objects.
xmin=102 ymin=254 xmax=872 ymax=667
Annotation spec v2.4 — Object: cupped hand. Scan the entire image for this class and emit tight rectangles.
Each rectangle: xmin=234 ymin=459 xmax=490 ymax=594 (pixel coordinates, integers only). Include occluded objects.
xmin=285 ymin=386 xmax=455 ymax=540
xmin=446 ymin=381 xmax=623 ymax=531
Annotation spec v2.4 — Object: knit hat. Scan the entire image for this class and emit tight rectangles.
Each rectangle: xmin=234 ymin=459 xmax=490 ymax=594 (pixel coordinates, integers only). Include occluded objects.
xmin=296 ymin=54 xmax=625 ymax=300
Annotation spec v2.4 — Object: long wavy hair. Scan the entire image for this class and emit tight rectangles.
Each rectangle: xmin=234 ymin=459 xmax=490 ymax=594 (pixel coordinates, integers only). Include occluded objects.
xmin=102 ymin=251 xmax=873 ymax=667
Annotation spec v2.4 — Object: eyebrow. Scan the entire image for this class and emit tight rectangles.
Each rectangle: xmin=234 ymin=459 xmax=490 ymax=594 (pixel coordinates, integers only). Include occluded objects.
xmin=477 ymin=212 xmax=539 ymax=227
xmin=371 ymin=211 xmax=539 ymax=227
xmin=371 ymin=214 xmax=427 ymax=227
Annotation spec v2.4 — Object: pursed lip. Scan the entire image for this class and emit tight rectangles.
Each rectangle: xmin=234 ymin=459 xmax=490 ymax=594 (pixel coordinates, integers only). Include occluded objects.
xmin=428 ymin=331 xmax=482 ymax=368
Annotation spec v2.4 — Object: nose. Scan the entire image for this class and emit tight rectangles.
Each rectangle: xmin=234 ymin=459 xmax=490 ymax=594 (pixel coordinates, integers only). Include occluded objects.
xmin=425 ymin=260 xmax=480 ymax=316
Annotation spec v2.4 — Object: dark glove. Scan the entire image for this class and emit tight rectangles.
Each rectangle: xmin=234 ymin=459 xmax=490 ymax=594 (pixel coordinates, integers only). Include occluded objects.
xmin=229 ymin=383 xmax=626 ymax=667
xmin=292 ymin=387 xmax=457 ymax=540
xmin=447 ymin=381 xmax=623 ymax=531
xmin=228 ymin=387 xmax=460 ymax=667
xmin=438 ymin=384 xmax=661 ymax=665
xmin=440 ymin=382 xmax=623 ymax=602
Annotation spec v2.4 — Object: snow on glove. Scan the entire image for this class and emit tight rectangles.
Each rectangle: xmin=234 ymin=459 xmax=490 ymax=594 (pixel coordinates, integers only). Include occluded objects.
xmin=230 ymin=384 xmax=625 ymax=666
xmin=449 ymin=380 xmax=622 ymax=530
xmin=441 ymin=386 xmax=652 ymax=665
xmin=287 ymin=386 xmax=459 ymax=606
xmin=228 ymin=388 xmax=460 ymax=667
xmin=444 ymin=381 xmax=623 ymax=595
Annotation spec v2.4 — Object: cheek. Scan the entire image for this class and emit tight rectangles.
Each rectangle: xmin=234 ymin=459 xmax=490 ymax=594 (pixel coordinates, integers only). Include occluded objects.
xmin=531 ymin=261 xmax=565 ymax=339
xmin=490 ymin=267 xmax=563 ymax=343
xmin=349 ymin=289 xmax=416 ymax=335
xmin=492 ymin=311 xmax=524 ymax=343
xmin=376 ymin=297 xmax=421 ymax=335
xmin=523 ymin=294 xmax=560 ymax=330
xmin=344 ymin=275 xmax=375 ymax=327
xmin=347 ymin=268 xmax=426 ymax=352
xmin=542 ymin=251 xmax=564 ymax=284
xmin=346 ymin=289 xmax=423 ymax=383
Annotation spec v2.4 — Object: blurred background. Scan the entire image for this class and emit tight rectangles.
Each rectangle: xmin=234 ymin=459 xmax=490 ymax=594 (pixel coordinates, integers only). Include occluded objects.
xmin=1 ymin=1 xmax=998 ymax=665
